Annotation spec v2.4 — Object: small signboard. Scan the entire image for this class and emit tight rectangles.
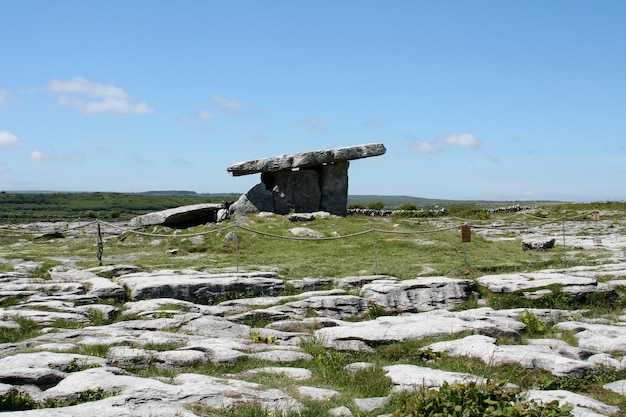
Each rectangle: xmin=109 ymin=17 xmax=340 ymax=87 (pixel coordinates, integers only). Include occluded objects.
xmin=593 ymin=211 xmax=601 ymax=222
xmin=460 ymin=225 xmax=471 ymax=243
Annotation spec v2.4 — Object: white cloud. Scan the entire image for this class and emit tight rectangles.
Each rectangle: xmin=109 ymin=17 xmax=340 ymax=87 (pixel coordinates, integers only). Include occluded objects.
xmin=30 ymin=149 xmax=49 ymax=160
xmin=46 ymin=77 xmax=153 ymax=115
xmin=409 ymin=140 xmax=441 ymax=153
xmin=198 ymin=109 xmax=215 ymax=120
xmin=0 ymin=90 xmax=8 ymax=104
xmin=251 ymin=133 xmax=270 ymax=143
xmin=305 ymin=118 xmax=327 ymax=133
xmin=129 ymin=152 xmax=152 ymax=164
xmin=0 ymin=165 xmax=8 ymax=172
xmin=212 ymin=95 xmax=243 ymax=110
xmin=487 ymin=155 xmax=500 ymax=164
xmin=173 ymin=158 xmax=190 ymax=165
xmin=0 ymin=131 xmax=23 ymax=148
xmin=48 ymin=76 xmax=128 ymax=99
xmin=438 ymin=133 xmax=481 ymax=149
xmin=365 ymin=118 xmax=384 ymax=128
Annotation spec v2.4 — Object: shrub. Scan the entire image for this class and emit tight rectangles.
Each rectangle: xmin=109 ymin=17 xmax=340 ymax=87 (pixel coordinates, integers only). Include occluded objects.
xmin=397 ymin=203 xmax=418 ymax=211
xmin=390 ymin=381 xmax=573 ymax=417
xmin=367 ymin=201 xmax=386 ymax=210
xmin=447 ymin=204 xmax=491 ymax=220
xmin=0 ymin=388 xmax=39 ymax=411
xmin=519 ymin=310 xmax=547 ymax=335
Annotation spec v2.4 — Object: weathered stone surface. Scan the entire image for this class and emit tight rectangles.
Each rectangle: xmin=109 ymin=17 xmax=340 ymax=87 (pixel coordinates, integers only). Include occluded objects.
xmin=477 ymin=271 xmax=597 ymax=293
xmin=425 ymin=335 xmax=594 ymax=376
xmin=297 ymin=385 xmax=340 ymax=401
xmin=289 ymin=227 xmax=324 ymax=238
xmin=227 ymin=143 xmax=386 ymax=176
xmin=232 ymin=295 xmax=370 ymax=323
xmin=314 ymin=308 xmax=526 ymax=352
xmin=354 ymin=396 xmax=389 ymax=412
xmin=360 ymin=276 xmax=475 ymax=313
xmin=555 ymin=321 xmax=626 ymax=353
xmin=231 ymin=366 xmax=313 ymax=381
xmin=522 ymin=236 xmax=556 ymax=250
xmin=383 ymin=364 xmax=485 ymax=391
xmin=129 ymin=203 xmax=227 ymax=228
xmin=319 ymin=161 xmax=349 ymax=216
xmin=20 ymin=367 xmax=303 ymax=417
xmin=523 ymin=389 xmax=620 ymax=417
xmin=272 ymin=169 xmax=321 ymax=213
xmin=115 ymin=270 xmax=284 ymax=303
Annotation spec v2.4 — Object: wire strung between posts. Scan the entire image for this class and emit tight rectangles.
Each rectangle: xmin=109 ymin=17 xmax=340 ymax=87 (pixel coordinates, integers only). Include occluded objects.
xmin=98 ymin=220 xmax=236 ymax=238
xmin=0 ymin=209 xmax=607 ymax=270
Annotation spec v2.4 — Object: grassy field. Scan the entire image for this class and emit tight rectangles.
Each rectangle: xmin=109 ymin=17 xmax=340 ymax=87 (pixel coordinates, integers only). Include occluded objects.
xmin=0 ymin=191 xmax=573 ymax=222
xmin=1 ymin=196 xmax=626 ymax=416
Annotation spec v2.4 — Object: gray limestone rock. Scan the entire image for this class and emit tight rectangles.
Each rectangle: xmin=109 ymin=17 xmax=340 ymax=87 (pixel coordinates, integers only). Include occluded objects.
xmin=315 ymin=308 xmax=526 ymax=352
xmin=477 ymin=271 xmax=597 ymax=293
xmin=297 ymin=385 xmax=340 ymax=400
xmin=425 ymin=335 xmax=594 ymax=376
xmin=115 ymin=270 xmax=284 ymax=303
xmin=522 ymin=389 xmax=620 ymax=417
xmin=521 ymin=236 xmax=556 ymax=250
xmin=360 ymin=276 xmax=475 ymax=313
xmin=383 ymin=364 xmax=486 ymax=391
xmin=129 ymin=203 xmax=226 ymax=228
xmin=555 ymin=321 xmax=626 ymax=353
xmin=289 ymin=227 xmax=324 ymax=238
xmin=227 ymin=143 xmax=386 ymax=176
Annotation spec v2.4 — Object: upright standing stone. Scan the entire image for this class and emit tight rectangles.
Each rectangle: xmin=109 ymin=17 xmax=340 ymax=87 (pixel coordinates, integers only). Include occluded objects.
xmin=319 ymin=161 xmax=349 ymax=216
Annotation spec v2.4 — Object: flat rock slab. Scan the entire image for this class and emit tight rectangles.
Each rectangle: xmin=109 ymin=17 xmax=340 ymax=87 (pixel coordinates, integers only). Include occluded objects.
xmin=555 ymin=321 xmax=626 ymax=353
xmin=523 ymin=389 xmax=620 ymax=417
xmin=227 ymin=143 xmax=386 ymax=176
xmin=314 ymin=308 xmax=526 ymax=352
xmin=360 ymin=276 xmax=474 ymax=312
xmin=477 ymin=271 xmax=597 ymax=293
xmin=116 ymin=270 xmax=284 ymax=303
xmin=383 ymin=364 xmax=485 ymax=391
xmin=425 ymin=335 xmax=595 ymax=376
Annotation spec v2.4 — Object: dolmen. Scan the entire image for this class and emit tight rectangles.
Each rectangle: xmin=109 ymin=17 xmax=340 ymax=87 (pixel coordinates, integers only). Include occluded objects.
xmin=227 ymin=143 xmax=386 ymax=217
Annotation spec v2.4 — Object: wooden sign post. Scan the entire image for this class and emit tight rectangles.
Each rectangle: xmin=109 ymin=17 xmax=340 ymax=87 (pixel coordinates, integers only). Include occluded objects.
xmin=460 ymin=224 xmax=471 ymax=264
xmin=593 ymin=210 xmax=602 ymax=246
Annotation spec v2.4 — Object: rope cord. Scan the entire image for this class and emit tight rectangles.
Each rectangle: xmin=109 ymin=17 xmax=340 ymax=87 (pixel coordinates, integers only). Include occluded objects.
xmin=0 ymin=209 xmax=610 ymax=241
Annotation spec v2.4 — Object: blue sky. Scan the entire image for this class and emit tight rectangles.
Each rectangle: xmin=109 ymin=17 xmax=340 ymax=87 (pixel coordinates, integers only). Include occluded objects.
xmin=1 ymin=1 xmax=625 ymax=201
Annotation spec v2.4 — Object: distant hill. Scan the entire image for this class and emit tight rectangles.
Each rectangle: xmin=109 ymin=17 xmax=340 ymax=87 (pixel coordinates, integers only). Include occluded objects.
xmin=347 ymin=195 xmax=561 ymax=210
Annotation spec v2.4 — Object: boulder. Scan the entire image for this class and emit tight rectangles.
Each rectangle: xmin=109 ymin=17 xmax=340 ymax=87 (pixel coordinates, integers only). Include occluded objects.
xmin=383 ymin=364 xmax=485 ymax=391
xmin=360 ymin=276 xmax=475 ymax=313
xmin=129 ymin=203 xmax=227 ymax=228
xmin=115 ymin=271 xmax=284 ymax=303
xmin=522 ymin=389 xmax=620 ymax=416
xmin=424 ymin=335 xmax=594 ymax=376
xmin=522 ymin=236 xmax=556 ymax=250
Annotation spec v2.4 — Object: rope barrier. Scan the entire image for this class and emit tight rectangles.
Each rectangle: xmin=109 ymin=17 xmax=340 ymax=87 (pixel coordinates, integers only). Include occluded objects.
xmin=0 ymin=208 xmax=620 ymax=275
xmin=0 ymin=209 xmax=608 ymax=240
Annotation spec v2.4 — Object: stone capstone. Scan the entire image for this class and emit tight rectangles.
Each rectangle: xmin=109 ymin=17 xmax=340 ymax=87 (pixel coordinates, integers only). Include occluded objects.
xmin=227 ymin=143 xmax=386 ymax=176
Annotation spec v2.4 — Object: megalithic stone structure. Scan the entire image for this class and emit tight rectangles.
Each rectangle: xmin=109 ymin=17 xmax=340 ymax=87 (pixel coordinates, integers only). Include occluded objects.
xmin=227 ymin=143 xmax=386 ymax=217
